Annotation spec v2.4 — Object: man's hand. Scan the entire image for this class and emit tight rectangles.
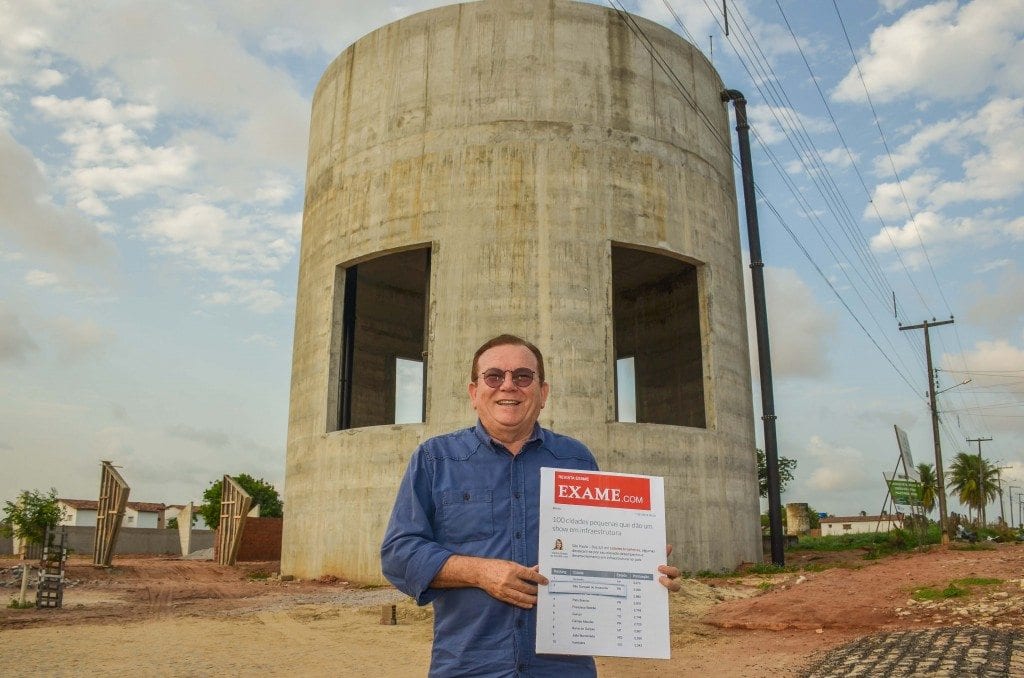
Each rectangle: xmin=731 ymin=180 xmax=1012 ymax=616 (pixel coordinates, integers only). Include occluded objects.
xmin=658 ymin=544 xmax=682 ymax=593
xmin=432 ymin=555 xmax=549 ymax=609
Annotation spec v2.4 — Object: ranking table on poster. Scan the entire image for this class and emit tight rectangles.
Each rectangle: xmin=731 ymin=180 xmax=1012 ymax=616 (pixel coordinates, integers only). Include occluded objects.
xmin=545 ymin=567 xmax=656 ymax=655
xmin=536 ymin=468 xmax=669 ymax=659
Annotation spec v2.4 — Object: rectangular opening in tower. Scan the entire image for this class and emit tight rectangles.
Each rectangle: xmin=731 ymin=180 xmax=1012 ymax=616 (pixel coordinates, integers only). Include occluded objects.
xmin=612 ymin=245 xmax=706 ymax=428
xmin=328 ymin=246 xmax=431 ymax=431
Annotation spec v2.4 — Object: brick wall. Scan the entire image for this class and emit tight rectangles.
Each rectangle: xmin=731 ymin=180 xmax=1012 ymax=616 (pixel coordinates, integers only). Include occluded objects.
xmin=215 ymin=517 xmax=283 ymax=562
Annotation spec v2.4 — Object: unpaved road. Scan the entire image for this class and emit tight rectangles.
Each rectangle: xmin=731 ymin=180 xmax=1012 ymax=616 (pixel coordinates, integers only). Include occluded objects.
xmin=1 ymin=543 xmax=1022 ymax=677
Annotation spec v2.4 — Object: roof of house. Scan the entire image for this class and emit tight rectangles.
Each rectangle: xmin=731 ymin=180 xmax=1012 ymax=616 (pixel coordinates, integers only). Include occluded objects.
xmin=59 ymin=499 xmax=167 ymax=512
xmin=821 ymin=515 xmax=904 ymax=524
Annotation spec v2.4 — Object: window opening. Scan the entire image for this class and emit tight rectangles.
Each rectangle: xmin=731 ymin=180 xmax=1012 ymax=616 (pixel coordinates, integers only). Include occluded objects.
xmin=331 ymin=247 xmax=431 ymax=430
xmin=611 ymin=246 xmax=705 ymax=427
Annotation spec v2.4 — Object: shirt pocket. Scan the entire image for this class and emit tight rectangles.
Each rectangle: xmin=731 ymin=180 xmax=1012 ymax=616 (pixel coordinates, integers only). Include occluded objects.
xmin=441 ymin=489 xmax=494 ymax=543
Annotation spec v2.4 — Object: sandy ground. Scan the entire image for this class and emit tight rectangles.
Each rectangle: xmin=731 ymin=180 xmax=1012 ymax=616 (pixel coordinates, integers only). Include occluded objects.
xmin=1 ymin=543 xmax=1022 ymax=677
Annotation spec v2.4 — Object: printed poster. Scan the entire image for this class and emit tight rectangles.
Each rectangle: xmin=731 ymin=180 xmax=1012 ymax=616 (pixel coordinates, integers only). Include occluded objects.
xmin=536 ymin=467 xmax=670 ymax=659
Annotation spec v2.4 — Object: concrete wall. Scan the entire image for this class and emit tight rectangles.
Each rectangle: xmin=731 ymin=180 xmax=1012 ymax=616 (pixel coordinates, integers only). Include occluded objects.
xmin=54 ymin=526 xmax=215 ymax=557
xmin=284 ymin=0 xmax=760 ymax=582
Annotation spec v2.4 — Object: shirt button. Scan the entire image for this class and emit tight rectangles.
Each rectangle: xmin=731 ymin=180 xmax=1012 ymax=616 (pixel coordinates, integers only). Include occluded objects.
xmin=514 ymin=492 xmax=520 ymax=499
xmin=515 ymin=531 xmax=521 ymax=539
xmin=517 ymin=619 xmax=524 ymax=628
xmin=463 ymin=492 xmax=470 ymax=501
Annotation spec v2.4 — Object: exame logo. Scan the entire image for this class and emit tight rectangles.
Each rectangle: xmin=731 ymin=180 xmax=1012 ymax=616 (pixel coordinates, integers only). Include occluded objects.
xmin=554 ymin=471 xmax=651 ymax=510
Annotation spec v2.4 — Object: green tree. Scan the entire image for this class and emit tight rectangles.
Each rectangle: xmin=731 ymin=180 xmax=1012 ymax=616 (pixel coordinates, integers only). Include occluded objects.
xmin=2 ymin=488 xmax=63 ymax=607
xmin=1 ymin=488 xmax=63 ymax=547
xmin=915 ymin=463 xmax=938 ymax=514
xmin=197 ymin=474 xmax=283 ymax=530
xmin=756 ymin=449 xmax=797 ymax=498
xmin=946 ymin=452 xmax=999 ymax=524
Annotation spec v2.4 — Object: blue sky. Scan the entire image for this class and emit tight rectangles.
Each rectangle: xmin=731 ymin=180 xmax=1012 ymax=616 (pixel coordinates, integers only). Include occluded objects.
xmin=1 ymin=0 xmax=1022 ymax=521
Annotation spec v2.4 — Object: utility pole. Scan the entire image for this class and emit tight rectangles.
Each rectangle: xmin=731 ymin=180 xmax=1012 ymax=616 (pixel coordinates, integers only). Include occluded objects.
xmin=1011 ymin=486 xmax=1024 ymax=529
xmin=966 ymin=436 xmax=993 ymax=525
xmin=899 ymin=318 xmax=954 ymax=543
xmin=721 ymin=89 xmax=784 ymax=566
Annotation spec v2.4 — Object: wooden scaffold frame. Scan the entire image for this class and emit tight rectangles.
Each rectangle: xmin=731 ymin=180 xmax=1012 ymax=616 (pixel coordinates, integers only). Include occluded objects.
xmin=217 ymin=476 xmax=252 ymax=566
xmin=93 ymin=461 xmax=130 ymax=567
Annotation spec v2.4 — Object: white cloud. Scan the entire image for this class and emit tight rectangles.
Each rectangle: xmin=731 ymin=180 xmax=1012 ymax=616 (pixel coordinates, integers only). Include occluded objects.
xmin=166 ymin=423 xmax=231 ymax=449
xmin=964 ymin=265 xmax=1024 ymax=336
xmin=881 ymin=118 xmax=963 ymax=176
xmin=784 ymin=145 xmax=856 ymax=176
xmin=928 ymin=98 xmax=1024 ymax=207
xmin=45 ymin=316 xmax=116 ymax=365
xmin=0 ymin=127 xmax=115 ymax=266
xmin=879 ymin=0 xmax=914 ymax=11
xmin=864 ymin=171 xmax=937 ymax=222
xmin=32 ymin=95 xmax=157 ymax=127
xmin=32 ymin=95 xmax=196 ymax=210
xmin=870 ymin=210 xmax=1024 ymax=264
xmin=0 ymin=304 xmax=39 ymax=365
xmin=800 ymin=435 xmax=873 ymax=495
xmin=746 ymin=266 xmax=837 ymax=378
xmin=202 ymin=276 xmax=286 ymax=314
xmin=140 ymin=199 xmax=295 ymax=275
xmin=243 ymin=333 xmax=279 ymax=348
xmin=946 ymin=340 xmax=1024 ymax=397
xmin=833 ymin=0 xmax=1024 ymax=104
xmin=31 ymin=68 xmax=65 ymax=90
xmin=25 ymin=269 xmax=61 ymax=287
xmin=749 ymin=103 xmax=829 ymax=146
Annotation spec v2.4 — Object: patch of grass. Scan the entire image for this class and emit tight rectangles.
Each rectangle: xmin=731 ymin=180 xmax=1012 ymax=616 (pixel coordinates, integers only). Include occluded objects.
xmin=8 ymin=598 xmax=35 ymax=609
xmin=791 ymin=524 xmax=942 ymax=556
xmin=912 ymin=584 xmax=967 ymax=601
xmin=952 ymin=577 xmax=1002 ymax=587
xmin=747 ymin=563 xmax=796 ymax=575
xmin=247 ymin=569 xmax=272 ymax=580
xmin=911 ymin=577 xmax=1001 ymax=602
xmin=756 ymin=581 xmax=774 ymax=591
xmin=950 ymin=542 xmax=996 ymax=552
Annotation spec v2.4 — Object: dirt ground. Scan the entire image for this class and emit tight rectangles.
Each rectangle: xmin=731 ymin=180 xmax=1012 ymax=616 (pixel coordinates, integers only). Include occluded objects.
xmin=1 ymin=543 xmax=1022 ymax=677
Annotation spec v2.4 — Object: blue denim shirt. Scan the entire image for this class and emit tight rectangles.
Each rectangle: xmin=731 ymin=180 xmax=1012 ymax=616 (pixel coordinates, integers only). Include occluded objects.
xmin=381 ymin=422 xmax=599 ymax=677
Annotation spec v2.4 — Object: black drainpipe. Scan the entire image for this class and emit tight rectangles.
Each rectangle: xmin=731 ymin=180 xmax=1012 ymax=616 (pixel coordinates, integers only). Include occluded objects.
xmin=721 ymin=89 xmax=785 ymax=566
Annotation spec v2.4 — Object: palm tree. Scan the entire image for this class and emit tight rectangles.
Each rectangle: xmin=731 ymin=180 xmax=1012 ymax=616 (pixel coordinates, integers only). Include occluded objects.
xmin=946 ymin=452 xmax=1000 ymax=525
xmin=915 ymin=463 xmax=938 ymax=515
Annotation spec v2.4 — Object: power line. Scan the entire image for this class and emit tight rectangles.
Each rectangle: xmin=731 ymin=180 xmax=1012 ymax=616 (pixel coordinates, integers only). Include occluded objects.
xmin=831 ymin=0 xmax=954 ymax=318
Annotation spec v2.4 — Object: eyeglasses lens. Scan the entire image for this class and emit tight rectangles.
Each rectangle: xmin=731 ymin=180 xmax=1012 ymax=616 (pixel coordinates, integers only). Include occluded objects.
xmin=482 ymin=369 xmax=534 ymax=388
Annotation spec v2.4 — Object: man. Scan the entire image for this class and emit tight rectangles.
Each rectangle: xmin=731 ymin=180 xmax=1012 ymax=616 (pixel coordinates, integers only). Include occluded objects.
xmin=381 ymin=334 xmax=680 ymax=676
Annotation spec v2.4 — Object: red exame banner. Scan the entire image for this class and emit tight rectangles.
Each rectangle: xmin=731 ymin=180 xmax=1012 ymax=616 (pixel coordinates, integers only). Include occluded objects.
xmin=553 ymin=471 xmax=652 ymax=510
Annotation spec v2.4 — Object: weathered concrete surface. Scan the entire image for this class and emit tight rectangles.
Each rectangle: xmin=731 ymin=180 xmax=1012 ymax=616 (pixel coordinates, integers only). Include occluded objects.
xmin=283 ymin=0 xmax=760 ymax=582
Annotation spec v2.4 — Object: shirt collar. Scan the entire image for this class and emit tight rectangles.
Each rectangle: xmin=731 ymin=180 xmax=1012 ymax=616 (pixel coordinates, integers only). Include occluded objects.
xmin=473 ymin=420 xmax=544 ymax=452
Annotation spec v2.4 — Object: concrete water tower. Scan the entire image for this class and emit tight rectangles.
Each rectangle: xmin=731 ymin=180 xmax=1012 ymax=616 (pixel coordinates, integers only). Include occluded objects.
xmin=282 ymin=0 xmax=761 ymax=581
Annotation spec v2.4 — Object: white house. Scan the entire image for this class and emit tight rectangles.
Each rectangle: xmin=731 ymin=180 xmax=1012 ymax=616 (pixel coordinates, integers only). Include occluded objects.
xmin=820 ymin=515 xmax=904 ymax=536
xmin=58 ymin=499 xmax=167 ymax=529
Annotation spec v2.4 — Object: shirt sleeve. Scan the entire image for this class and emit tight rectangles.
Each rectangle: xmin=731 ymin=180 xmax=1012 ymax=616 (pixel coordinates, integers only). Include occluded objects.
xmin=380 ymin=446 xmax=452 ymax=605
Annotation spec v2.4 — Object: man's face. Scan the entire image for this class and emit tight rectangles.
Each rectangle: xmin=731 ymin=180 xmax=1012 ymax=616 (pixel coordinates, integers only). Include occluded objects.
xmin=469 ymin=343 xmax=550 ymax=443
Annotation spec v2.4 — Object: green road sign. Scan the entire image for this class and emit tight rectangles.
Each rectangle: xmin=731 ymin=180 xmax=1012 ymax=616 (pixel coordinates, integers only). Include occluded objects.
xmin=887 ymin=479 xmax=923 ymax=507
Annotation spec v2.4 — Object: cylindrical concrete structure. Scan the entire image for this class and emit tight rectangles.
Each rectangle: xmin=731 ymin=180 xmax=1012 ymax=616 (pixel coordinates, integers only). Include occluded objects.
xmin=786 ymin=502 xmax=811 ymax=537
xmin=283 ymin=0 xmax=760 ymax=581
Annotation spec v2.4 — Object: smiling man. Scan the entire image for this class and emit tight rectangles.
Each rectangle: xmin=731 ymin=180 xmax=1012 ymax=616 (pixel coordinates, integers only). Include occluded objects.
xmin=381 ymin=334 xmax=680 ymax=677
